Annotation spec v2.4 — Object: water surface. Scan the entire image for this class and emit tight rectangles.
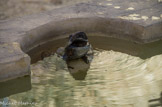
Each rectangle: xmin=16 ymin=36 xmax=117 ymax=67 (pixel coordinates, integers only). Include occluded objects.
xmin=9 ymin=49 xmax=162 ymax=107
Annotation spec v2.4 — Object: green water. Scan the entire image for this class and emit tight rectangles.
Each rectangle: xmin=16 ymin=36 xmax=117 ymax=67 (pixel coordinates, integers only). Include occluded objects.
xmin=9 ymin=49 xmax=162 ymax=107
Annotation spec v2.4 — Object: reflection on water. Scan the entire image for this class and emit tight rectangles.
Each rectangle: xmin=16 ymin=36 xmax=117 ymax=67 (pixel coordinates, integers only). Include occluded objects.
xmin=67 ymin=58 xmax=90 ymax=80
xmin=9 ymin=49 xmax=162 ymax=107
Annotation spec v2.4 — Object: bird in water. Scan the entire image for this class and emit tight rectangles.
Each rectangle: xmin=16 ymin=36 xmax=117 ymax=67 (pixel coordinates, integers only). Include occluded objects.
xmin=57 ymin=31 xmax=93 ymax=64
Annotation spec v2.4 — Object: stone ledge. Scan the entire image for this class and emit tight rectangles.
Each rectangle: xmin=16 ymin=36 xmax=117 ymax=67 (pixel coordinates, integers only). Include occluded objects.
xmin=0 ymin=42 xmax=31 ymax=82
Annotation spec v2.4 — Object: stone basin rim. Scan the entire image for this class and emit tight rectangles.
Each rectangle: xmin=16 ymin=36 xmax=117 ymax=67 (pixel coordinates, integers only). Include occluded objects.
xmin=17 ymin=17 xmax=158 ymax=53
xmin=0 ymin=16 xmax=161 ymax=82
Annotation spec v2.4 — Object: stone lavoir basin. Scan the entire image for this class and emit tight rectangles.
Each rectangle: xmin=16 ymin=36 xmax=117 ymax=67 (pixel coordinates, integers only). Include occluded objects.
xmin=0 ymin=0 xmax=162 ymax=107
xmin=8 ymin=38 xmax=162 ymax=107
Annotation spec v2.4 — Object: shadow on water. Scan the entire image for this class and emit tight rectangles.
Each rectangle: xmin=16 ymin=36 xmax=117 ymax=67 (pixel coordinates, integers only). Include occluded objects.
xmin=88 ymin=36 xmax=162 ymax=60
xmin=27 ymin=36 xmax=162 ymax=64
xmin=149 ymin=92 xmax=162 ymax=107
xmin=0 ymin=76 xmax=31 ymax=99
